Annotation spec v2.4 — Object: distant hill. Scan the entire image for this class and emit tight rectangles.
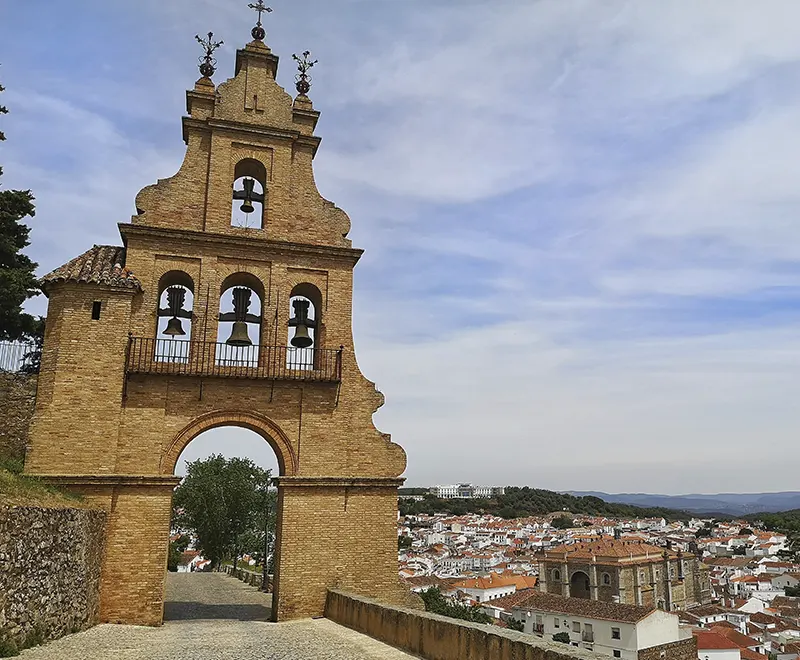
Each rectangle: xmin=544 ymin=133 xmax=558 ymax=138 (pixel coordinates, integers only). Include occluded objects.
xmin=567 ymin=491 xmax=800 ymax=516
xmin=399 ymin=486 xmax=691 ymax=521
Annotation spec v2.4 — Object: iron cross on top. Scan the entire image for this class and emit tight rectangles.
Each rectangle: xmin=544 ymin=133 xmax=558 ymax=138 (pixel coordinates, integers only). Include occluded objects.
xmin=248 ymin=1 xmax=272 ymax=26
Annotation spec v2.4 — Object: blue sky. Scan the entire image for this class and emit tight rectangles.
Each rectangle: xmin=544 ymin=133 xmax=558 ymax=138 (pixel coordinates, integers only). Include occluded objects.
xmin=3 ymin=1 xmax=800 ymax=493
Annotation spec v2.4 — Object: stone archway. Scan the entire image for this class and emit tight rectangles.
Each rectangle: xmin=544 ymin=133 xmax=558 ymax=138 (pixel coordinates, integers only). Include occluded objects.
xmin=161 ymin=409 xmax=298 ymax=477
xmin=570 ymin=571 xmax=591 ymax=599
xmin=162 ymin=409 xmax=296 ymax=622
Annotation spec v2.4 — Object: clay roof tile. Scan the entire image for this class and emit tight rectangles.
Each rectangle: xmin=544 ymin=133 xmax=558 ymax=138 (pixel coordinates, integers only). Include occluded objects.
xmin=42 ymin=245 xmax=142 ymax=292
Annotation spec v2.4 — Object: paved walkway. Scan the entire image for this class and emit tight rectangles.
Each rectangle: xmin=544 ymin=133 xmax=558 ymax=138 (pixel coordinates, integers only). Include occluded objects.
xmin=20 ymin=573 xmax=415 ymax=659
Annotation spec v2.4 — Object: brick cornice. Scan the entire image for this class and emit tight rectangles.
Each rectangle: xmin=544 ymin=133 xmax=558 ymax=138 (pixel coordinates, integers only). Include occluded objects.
xmin=30 ymin=474 xmax=182 ymax=487
xmin=118 ymin=223 xmax=363 ymax=265
xmin=276 ymin=476 xmax=405 ymax=489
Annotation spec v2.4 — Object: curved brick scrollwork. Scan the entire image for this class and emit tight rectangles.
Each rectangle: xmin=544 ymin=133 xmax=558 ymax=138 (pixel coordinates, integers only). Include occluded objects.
xmin=161 ymin=409 xmax=298 ymax=476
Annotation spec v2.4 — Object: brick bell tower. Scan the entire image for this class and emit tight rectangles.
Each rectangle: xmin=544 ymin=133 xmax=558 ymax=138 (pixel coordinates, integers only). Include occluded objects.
xmin=26 ymin=9 xmax=408 ymax=625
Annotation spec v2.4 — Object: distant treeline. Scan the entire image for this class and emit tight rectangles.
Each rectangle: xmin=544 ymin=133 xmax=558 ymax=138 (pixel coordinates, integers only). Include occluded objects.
xmin=746 ymin=509 xmax=800 ymax=533
xmin=399 ymin=486 xmax=692 ymax=521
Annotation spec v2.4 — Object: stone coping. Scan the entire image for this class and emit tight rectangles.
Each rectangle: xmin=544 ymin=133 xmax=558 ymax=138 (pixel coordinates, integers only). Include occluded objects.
xmin=326 ymin=589 xmax=603 ymax=660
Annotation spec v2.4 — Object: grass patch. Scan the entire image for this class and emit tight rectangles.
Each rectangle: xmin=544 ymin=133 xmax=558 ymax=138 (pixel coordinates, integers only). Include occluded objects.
xmin=0 ymin=469 xmax=86 ymax=508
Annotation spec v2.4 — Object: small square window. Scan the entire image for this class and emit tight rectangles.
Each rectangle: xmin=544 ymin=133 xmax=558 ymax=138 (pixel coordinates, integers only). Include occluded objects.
xmin=91 ymin=301 xmax=102 ymax=320
xmin=614 ymin=651 xmax=622 ymax=658
xmin=612 ymin=627 xmax=621 ymax=640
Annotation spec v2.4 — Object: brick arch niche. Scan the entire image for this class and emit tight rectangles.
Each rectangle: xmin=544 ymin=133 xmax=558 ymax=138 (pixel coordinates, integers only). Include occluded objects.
xmin=161 ymin=409 xmax=298 ymax=476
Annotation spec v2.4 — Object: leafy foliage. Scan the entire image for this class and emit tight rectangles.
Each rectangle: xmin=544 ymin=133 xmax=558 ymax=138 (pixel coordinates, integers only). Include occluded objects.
xmin=553 ymin=632 xmax=571 ymax=643
xmin=0 ymin=75 xmax=40 ymax=342
xmin=172 ymin=455 xmax=275 ymax=569
xmin=398 ymin=535 xmax=412 ymax=550
xmin=748 ymin=510 xmax=800 ymax=533
xmin=400 ymin=486 xmax=691 ymax=521
xmin=786 ymin=586 xmax=800 ymax=597
xmin=506 ymin=618 xmax=524 ymax=632
xmin=419 ymin=587 xmax=492 ymax=624
xmin=550 ymin=515 xmax=574 ymax=529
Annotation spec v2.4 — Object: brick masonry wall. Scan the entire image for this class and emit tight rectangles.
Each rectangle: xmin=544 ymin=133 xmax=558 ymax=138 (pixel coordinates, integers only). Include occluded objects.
xmin=0 ymin=506 xmax=106 ymax=647
xmin=0 ymin=373 xmax=37 ymax=466
xmin=325 ymin=589 xmax=606 ymax=660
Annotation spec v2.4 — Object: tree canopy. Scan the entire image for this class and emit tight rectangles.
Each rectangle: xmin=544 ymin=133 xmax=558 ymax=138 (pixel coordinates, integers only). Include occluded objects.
xmin=0 ymin=73 xmax=40 ymax=341
xmin=172 ymin=454 xmax=275 ymax=569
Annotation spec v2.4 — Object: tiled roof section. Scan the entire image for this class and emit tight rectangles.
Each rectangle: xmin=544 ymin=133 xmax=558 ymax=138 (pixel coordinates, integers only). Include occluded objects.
xmin=545 ymin=539 xmax=680 ymax=562
xmin=484 ymin=588 xmax=539 ymax=611
xmin=42 ymin=245 xmax=141 ymax=291
xmin=511 ymin=591 xmax=656 ymax=623
xmin=694 ymin=631 xmax=742 ymax=651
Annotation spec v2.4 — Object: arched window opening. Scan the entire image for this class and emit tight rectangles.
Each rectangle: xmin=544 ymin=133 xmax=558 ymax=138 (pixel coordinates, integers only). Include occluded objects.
xmin=602 ymin=573 xmax=611 ymax=586
xmin=217 ymin=273 xmax=263 ymax=367
xmin=287 ymin=284 xmax=321 ymax=371
xmin=231 ymin=159 xmax=267 ymax=228
xmin=552 ymin=569 xmax=561 ymax=582
xmin=156 ymin=271 xmax=194 ymax=363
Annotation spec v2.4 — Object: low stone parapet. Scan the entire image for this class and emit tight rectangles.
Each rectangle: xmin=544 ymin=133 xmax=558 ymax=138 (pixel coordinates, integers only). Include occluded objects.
xmin=223 ymin=564 xmax=273 ymax=592
xmin=325 ymin=589 xmax=603 ymax=660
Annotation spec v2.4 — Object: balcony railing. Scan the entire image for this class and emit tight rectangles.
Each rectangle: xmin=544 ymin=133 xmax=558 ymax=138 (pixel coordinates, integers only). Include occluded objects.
xmin=125 ymin=336 xmax=342 ymax=382
xmin=582 ymin=632 xmax=594 ymax=643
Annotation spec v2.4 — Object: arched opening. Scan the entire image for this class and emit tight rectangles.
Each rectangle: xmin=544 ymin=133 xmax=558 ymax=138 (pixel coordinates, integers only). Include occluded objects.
xmin=570 ymin=571 xmax=591 ymax=599
xmin=164 ymin=425 xmax=281 ymax=622
xmin=155 ymin=271 xmax=194 ymax=363
xmin=287 ymin=283 xmax=322 ymax=370
xmin=602 ymin=572 xmax=611 ymax=586
xmin=217 ymin=273 xmax=264 ymax=367
xmin=231 ymin=158 xmax=267 ymax=228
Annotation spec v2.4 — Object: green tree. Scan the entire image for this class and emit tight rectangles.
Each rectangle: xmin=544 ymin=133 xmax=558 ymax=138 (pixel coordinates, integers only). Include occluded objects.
xmin=551 ymin=515 xmax=574 ymax=529
xmin=398 ymin=535 xmax=412 ymax=551
xmin=553 ymin=632 xmax=571 ymax=643
xmin=0 ymin=74 xmax=40 ymax=341
xmin=172 ymin=455 xmax=274 ymax=570
xmin=506 ymin=618 xmax=524 ymax=632
xmin=695 ymin=525 xmax=714 ymax=538
xmin=418 ymin=587 xmax=492 ymax=624
xmin=785 ymin=585 xmax=800 ymax=597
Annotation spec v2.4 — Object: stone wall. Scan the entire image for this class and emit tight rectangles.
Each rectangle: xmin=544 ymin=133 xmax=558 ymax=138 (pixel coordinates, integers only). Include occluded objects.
xmin=638 ymin=638 xmax=697 ymax=660
xmin=224 ymin=564 xmax=273 ymax=591
xmin=0 ymin=505 xmax=106 ymax=648
xmin=0 ymin=373 xmax=37 ymax=466
xmin=326 ymin=589 xmax=605 ymax=660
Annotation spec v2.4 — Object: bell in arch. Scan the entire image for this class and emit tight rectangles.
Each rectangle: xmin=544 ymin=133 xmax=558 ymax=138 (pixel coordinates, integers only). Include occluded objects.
xmin=232 ymin=177 xmax=264 ymax=215
xmin=289 ymin=298 xmax=316 ymax=349
xmin=159 ymin=286 xmax=190 ymax=337
xmin=220 ymin=287 xmax=258 ymax=347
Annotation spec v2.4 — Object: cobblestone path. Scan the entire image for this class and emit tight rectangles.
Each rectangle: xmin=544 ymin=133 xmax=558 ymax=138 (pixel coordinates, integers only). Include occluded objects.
xmin=19 ymin=573 xmax=415 ymax=659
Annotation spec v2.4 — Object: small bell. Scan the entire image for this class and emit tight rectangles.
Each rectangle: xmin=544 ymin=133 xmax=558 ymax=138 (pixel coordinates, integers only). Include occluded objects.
xmin=164 ymin=317 xmax=186 ymax=337
xmin=238 ymin=178 xmax=256 ymax=214
xmin=289 ymin=298 xmax=315 ymax=348
xmin=291 ymin=323 xmax=313 ymax=348
xmin=226 ymin=321 xmax=252 ymax=347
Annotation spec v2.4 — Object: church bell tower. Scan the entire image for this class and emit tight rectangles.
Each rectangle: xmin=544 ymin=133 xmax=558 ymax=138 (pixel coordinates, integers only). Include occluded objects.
xmin=26 ymin=5 xmax=408 ymax=624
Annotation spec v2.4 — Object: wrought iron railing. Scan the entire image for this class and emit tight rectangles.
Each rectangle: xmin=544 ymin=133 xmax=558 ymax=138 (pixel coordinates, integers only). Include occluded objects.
xmin=0 ymin=341 xmax=39 ymax=373
xmin=125 ymin=336 xmax=342 ymax=382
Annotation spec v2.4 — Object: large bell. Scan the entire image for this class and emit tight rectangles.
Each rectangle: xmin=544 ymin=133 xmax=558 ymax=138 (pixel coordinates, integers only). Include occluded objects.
xmin=226 ymin=321 xmax=252 ymax=347
xmin=291 ymin=323 xmax=313 ymax=349
xmin=163 ymin=317 xmax=186 ymax=337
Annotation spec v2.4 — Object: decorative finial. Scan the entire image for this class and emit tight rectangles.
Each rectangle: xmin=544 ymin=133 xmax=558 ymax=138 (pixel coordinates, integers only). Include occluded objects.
xmin=195 ymin=32 xmax=223 ymax=78
xmin=292 ymin=51 xmax=318 ymax=96
xmin=248 ymin=1 xmax=272 ymax=41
